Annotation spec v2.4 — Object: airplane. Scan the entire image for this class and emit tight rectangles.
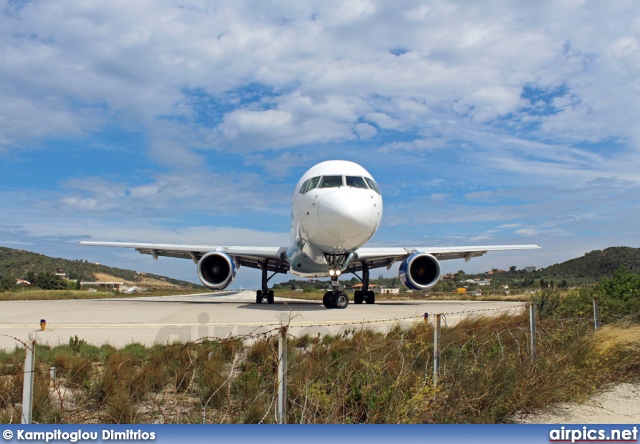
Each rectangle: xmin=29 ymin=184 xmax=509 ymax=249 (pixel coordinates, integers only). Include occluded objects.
xmin=80 ymin=160 xmax=540 ymax=309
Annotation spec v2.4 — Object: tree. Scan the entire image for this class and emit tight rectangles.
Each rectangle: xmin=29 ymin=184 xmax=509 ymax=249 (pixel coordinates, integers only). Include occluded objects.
xmin=509 ymin=265 xmax=517 ymax=272
xmin=29 ymin=272 xmax=67 ymax=290
xmin=0 ymin=275 xmax=15 ymax=291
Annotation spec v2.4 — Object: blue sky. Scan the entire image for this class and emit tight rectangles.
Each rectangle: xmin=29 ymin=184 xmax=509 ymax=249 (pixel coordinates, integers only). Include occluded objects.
xmin=1 ymin=0 xmax=640 ymax=288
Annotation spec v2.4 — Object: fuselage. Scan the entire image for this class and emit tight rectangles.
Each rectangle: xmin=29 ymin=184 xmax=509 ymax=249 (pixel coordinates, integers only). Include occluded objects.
xmin=287 ymin=160 xmax=383 ymax=277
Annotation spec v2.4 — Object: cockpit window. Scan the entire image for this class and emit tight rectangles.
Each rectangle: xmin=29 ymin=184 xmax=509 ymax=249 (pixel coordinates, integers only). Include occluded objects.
xmin=319 ymin=175 xmax=344 ymax=188
xmin=364 ymin=177 xmax=381 ymax=194
xmin=299 ymin=176 xmax=321 ymax=194
xmin=346 ymin=176 xmax=368 ymax=189
xmin=300 ymin=179 xmax=310 ymax=194
xmin=305 ymin=176 xmax=320 ymax=193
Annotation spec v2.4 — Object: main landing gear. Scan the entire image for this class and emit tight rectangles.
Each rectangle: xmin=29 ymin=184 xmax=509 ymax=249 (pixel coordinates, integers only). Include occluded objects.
xmin=353 ymin=262 xmax=375 ymax=305
xmin=256 ymin=261 xmax=275 ymax=304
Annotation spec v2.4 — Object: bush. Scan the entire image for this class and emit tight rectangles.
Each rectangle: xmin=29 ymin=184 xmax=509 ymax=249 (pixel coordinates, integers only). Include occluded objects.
xmin=555 ymin=267 xmax=640 ymax=323
xmin=0 ymin=276 xmax=15 ymax=291
xmin=23 ymin=272 xmax=67 ymax=290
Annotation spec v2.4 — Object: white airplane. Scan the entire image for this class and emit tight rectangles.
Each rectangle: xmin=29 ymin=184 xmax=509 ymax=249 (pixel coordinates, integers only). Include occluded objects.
xmin=80 ymin=160 xmax=540 ymax=309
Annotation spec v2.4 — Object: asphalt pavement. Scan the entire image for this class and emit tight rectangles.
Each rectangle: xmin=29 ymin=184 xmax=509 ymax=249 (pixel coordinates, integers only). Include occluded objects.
xmin=0 ymin=291 xmax=525 ymax=349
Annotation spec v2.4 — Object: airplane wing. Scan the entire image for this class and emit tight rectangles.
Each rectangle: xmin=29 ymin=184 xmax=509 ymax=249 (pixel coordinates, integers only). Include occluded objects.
xmin=351 ymin=244 xmax=541 ymax=271
xmin=79 ymin=242 xmax=290 ymax=273
xmin=80 ymin=241 xmax=540 ymax=274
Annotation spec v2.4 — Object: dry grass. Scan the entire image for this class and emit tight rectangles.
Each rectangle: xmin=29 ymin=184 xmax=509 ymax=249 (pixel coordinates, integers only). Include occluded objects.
xmin=0 ymin=287 xmax=529 ymax=302
xmin=0 ymin=288 xmax=211 ymax=301
xmin=1 ymin=311 xmax=638 ymax=424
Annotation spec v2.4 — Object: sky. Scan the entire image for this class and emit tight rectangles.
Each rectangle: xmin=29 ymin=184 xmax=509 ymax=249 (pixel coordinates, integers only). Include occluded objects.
xmin=1 ymin=0 xmax=640 ymax=289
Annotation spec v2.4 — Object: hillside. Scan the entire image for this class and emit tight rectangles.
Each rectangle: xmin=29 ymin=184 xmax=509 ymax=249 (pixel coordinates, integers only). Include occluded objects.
xmin=276 ymin=246 xmax=640 ymax=292
xmin=541 ymin=246 xmax=640 ymax=279
xmin=480 ymin=246 xmax=640 ymax=289
xmin=0 ymin=246 xmax=202 ymax=289
xmin=2 ymin=245 xmax=638 ymax=293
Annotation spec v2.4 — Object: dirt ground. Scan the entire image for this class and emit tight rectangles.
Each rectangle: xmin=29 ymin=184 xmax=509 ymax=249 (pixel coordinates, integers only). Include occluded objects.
xmin=515 ymin=382 xmax=640 ymax=423
xmin=93 ymin=272 xmax=181 ymax=289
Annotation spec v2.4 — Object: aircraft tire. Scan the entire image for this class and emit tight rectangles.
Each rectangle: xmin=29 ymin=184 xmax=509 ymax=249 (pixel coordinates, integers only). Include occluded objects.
xmin=256 ymin=290 xmax=263 ymax=304
xmin=354 ymin=290 xmax=363 ymax=304
xmin=267 ymin=290 xmax=275 ymax=304
xmin=332 ymin=291 xmax=349 ymax=309
xmin=365 ymin=290 xmax=375 ymax=304
xmin=323 ymin=291 xmax=334 ymax=309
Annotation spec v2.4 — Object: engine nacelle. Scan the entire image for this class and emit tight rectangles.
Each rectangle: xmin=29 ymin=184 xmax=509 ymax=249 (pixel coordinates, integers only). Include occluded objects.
xmin=197 ymin=252 xmax=236 ymax=290
xmin=398 ymin=253 xmax=441 ymax=291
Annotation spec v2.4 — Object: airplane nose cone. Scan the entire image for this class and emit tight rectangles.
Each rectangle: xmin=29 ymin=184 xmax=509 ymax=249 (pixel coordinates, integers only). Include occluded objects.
xmin=317 ymin=189 xmax=374 ymax=240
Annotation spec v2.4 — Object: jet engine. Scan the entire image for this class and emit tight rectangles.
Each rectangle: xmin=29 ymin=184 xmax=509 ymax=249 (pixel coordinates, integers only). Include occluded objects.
xmin=398 ymin=253 xmax=441 ymax=291
xmin=197 ymin=252 xmax=236 ymax=290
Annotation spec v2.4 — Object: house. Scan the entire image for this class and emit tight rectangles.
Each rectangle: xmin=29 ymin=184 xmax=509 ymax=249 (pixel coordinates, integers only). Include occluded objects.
xmin=80 ymin=281 xmax=124 ymax=291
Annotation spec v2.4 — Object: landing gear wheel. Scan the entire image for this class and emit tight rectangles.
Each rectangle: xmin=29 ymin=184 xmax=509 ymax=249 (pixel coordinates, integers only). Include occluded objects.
xmin=332 ymin=291 xmax=349 ymax=309
xmin=323 ymin=291 xmax=334 ymax=309
xmin=256 ymin=290 xmax=263 ymax=304
xmin=354 ymin=290 xmax=364 ymax=304
xmin=267 ymin=290 xmax=275 ymax=304
xmin=365 ymin=290 xmax=375 ymax=304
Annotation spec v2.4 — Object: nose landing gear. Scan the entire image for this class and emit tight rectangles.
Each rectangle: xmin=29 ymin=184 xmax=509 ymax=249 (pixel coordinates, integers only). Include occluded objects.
xmin=323 ymin=276 xmax=349 ymax=309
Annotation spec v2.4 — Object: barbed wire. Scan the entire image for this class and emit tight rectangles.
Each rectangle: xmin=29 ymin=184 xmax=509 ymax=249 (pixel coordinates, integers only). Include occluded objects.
xmin=277 ymin=303 xmax=530 ymax=331
xmin=1 ymin=298 xmax=629 ymax=424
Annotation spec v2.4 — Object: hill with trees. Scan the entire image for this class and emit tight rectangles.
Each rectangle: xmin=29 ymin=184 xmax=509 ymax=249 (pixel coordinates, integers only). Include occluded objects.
xmin=0 ymin=246 xmax=201 ymax=289
xmin=276 ymin=246 xmax=640 ymax=293
xmin=2 ymin=245 xmax=639 ymax=294
xmin=470 ymin=246 xmax=640 ymax=291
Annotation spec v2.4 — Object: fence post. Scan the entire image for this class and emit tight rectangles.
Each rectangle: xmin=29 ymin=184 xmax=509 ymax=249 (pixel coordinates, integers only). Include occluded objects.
xmin=21 ymin=340 xmax=36 ymax=424
xmin=593 ymin=297 xmax=600 ymax=331
xmin=49 ymin=367 xmax=57 ymax=387
xmin=277 ymin=326 xmax=288 ymax=424
xmin=433 ymin=313 xmax=441 ymax=387
xmin=529 ymin=303 xmax=536 ymax=361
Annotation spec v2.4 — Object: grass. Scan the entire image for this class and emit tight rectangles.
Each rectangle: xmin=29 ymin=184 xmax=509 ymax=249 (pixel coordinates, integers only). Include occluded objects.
xmin=1 ymin=310 xmax=638 ymax=424
xmin=0 ymin=288 xmax=214 ymax=301
xmin=0 ymin=287 xmax=531 ymax=303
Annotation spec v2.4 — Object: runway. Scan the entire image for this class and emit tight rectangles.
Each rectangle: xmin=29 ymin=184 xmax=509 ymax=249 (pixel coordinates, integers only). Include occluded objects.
xmin=0 ymin=291 xmax=526 ymax=350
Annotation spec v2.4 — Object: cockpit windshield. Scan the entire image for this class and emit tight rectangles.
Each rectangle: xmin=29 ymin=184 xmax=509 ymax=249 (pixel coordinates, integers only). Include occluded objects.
xmin=299 ymin=176 xmax=321 ymax=194
xmin=300 ymin=175 xmax=380 ymax=193
xmin=364 ymin=177 xmax=380 ymax=194
xmin=319 ymin=175 xmax=344 ymax=188
xmin=345 ymin=176 xmax=368 ymax=189
xmin=305 ymin=176 xmax=320 ymax=193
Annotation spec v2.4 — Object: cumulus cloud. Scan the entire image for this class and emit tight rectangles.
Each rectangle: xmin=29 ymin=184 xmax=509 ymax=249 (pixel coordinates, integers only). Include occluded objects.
xmin=2 ymin=0 xmax=640 ymax=282
xmin=2 ymin=0 xmax=638 ymax=158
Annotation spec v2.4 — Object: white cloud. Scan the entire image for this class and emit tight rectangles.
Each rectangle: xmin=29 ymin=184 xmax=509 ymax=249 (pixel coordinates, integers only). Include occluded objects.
xmin=2 ymin=0 xmax=640 ymax=284
xmin=0 ymin=0 xmax=637 ymax=161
